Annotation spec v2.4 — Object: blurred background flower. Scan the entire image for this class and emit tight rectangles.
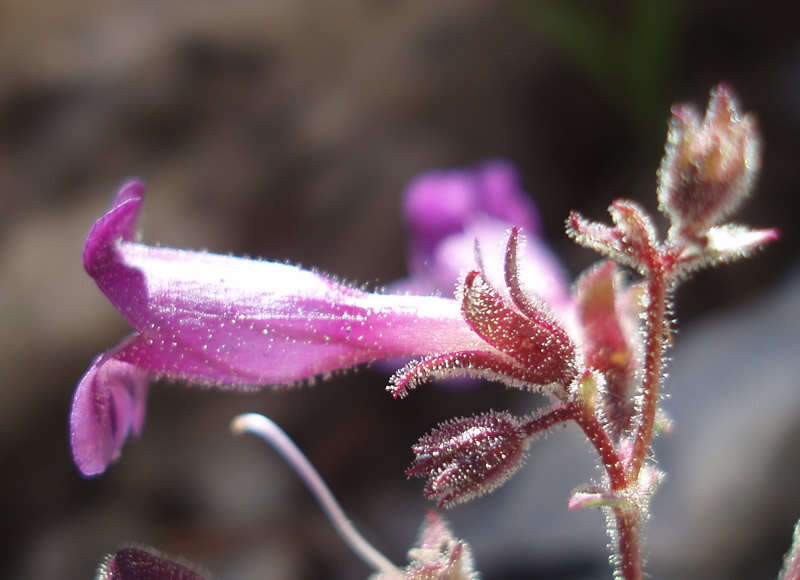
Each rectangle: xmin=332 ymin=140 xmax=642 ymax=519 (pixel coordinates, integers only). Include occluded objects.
xmin=0 ymin=1 xmax=797 ymax=578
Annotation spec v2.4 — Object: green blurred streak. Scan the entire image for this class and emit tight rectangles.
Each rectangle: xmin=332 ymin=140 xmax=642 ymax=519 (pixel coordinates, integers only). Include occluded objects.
xmin=524 ymin=0 xmax=623 ymax=92
xmin=521 ymin=0 xmax=676 ymax=133
xmin=627 ymin=0 xmax=674 ymax=131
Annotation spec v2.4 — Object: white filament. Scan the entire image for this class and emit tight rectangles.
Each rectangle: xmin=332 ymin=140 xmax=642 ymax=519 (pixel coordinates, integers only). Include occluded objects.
xmin=230 ymin=413 xmax=403 ymax=578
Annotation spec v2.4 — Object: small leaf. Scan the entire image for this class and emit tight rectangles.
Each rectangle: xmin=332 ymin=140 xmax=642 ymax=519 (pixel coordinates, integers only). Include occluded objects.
xmin=568 ymin=488 xmax=624 ymax=512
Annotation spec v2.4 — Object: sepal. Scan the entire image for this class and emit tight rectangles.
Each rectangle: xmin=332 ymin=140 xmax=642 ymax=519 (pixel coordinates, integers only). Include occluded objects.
xmin=388 ymin=350 xmax=542 ymax=399
xmin=674 ymin=224 xmax=779 ymax=277
xmin=461 ymin=270 xmax=576 ymax=388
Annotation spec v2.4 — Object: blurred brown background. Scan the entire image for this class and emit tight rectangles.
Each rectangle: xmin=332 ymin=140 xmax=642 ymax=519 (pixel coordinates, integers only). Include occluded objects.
xmin=1 ymin=1 xmax=798 ymax=578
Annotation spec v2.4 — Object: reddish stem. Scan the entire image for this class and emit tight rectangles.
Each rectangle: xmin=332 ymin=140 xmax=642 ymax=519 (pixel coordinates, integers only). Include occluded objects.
xmin=630 ymin=260 xmax=669 ymax=478
xmin=572 ymin=403 xmax=628 ymax=491
xmin=614 ymin=507 xmax=643 ymax=580
xmin=520 ymin=405 xmax=575 ymax=438
xmin=573 ymin=403 xmax=640 ymax=579
xmin=526 ymin=404 xmax=640 ymax=577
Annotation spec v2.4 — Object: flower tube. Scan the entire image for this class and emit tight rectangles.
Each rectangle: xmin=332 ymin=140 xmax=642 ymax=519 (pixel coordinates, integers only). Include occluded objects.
xmin=71 ymin=180 xmax=486 ymax=476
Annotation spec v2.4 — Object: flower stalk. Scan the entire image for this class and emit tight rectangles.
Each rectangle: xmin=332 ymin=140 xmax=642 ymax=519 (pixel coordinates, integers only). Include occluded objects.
xmin=629 ymin=259 xmax=669 ymax=479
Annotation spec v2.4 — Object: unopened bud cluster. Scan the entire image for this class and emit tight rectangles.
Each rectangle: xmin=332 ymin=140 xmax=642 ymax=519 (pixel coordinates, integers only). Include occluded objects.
xmin=658 ymin=84 xmax=760 ymax=244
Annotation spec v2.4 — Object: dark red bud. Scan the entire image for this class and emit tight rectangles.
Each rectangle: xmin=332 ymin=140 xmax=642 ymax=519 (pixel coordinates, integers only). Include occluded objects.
xmin=96 ymin=546 xmax=209 ymax=580
xmin=407 ymin=411 xmax=528 ymax=508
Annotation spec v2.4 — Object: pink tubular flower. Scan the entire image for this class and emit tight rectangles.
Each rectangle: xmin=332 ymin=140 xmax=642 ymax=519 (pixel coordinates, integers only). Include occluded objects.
xmin=71 ymin=180 xmax=488 ymax=476
xmin=72 ymin=164 xmax=575 ymax=478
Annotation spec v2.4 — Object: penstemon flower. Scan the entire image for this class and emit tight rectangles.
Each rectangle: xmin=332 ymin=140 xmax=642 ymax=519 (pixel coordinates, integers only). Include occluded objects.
xmin=70 ymin=162 xmax=562 ymax=477
xmin=76 ymin=86 xmax=790 ymax=580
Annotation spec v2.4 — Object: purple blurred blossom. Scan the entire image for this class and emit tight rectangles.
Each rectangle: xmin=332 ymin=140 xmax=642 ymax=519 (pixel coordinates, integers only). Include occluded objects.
xmin=395 ymin=161 xmax=571 ymax=319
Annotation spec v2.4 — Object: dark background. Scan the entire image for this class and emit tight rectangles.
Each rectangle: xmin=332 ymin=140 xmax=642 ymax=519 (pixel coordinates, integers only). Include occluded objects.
xmin=1 ymin=1 xmax=798 ymax=578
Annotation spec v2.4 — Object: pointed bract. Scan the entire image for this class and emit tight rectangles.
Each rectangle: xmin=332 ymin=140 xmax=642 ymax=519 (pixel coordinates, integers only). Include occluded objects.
xmin=388 ymin=349 xmax=540 ymax=399
xmin=566 ymin=211 xmax=639 ymax=272
xmin=674 ymin=224 xmax=780 ymax=277
xmin=567 ymin=201 xmax=659 ymax=275
xmin=608 ymin=200 xmax=658 ymax=270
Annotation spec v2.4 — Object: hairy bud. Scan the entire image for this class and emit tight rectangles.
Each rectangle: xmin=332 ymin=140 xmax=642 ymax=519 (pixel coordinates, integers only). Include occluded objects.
xmin=96 ymin=545 xmax=209 ymax=580
xmin=657 ymin=84 xmax=760 ymax=243
xmin=406 ymin=411 xmax=528 ymax=508
xmin=374 ymin=511 xmax=478 ymax=580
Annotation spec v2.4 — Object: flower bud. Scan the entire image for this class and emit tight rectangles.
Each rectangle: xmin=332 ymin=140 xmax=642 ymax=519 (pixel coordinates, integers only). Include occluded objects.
xmin=657 ymin=84 xmax=760 ymax=242
xmin=406 ymin=411 xmax=528 ymax=508
xmin=386 ymin=511 xmax=478 ymax=580
xmin=96 ymin=545 xmax=209 ymax=580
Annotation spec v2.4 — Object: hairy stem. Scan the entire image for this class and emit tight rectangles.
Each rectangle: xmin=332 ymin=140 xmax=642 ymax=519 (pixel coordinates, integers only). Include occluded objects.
xmin=630 ymin=261 xmax=669 ymax=478
xmin=614 ymin=507 xmax=643 ymax=580
xmin=573 ymin=403 xmax=628 ymax=491
xmin=520 ymin=405 xmax=575 ymax=438
xmin=573 ymin=403 xmax=641 ymax=579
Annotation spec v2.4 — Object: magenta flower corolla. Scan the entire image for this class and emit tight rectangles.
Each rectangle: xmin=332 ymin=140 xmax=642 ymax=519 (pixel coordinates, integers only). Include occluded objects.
xmin=72 ymin=164 xmax=571 ymax=477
